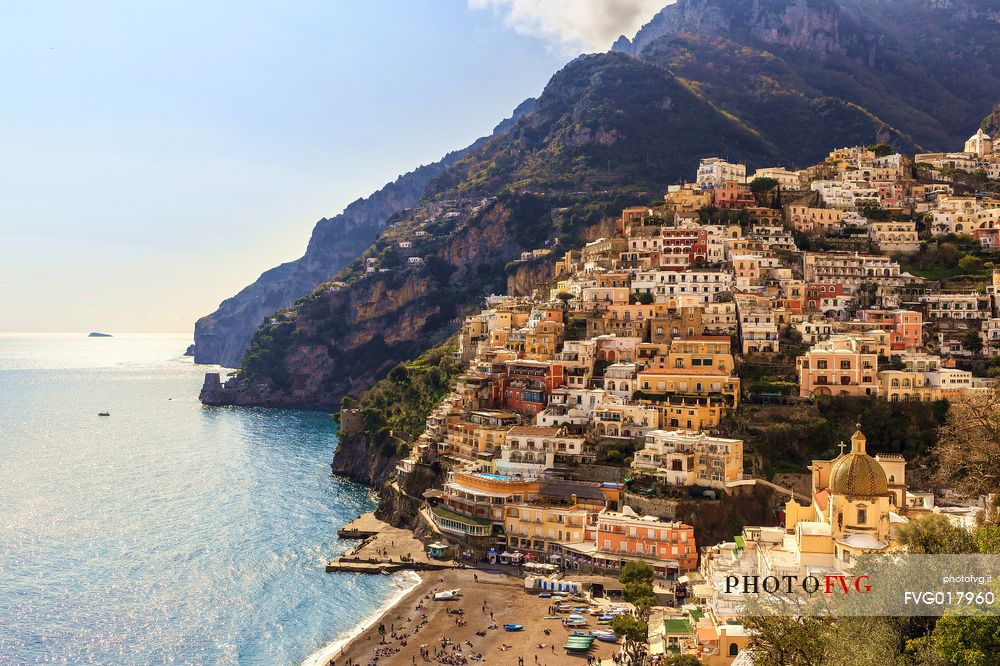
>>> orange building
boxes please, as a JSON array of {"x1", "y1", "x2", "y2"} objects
[
  {"x1": 859, "y1": 309, "x2": 922, "y2": 351},
  {"x1": 596, "y1": 507, "x2": 697, "y2": 571}
]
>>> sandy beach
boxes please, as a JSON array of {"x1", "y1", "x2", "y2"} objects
[{"x1": 326, "y1": 569, "x2": 623, "y2": 666}]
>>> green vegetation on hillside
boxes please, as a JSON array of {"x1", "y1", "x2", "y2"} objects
[
  {"x1": 721, "y1": 396, "x2": 949, "y2": 478},
  {"x1": 345, "y1": 341, "x2": 462, "y2": 457}
]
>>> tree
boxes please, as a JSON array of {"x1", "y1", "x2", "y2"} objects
[
  {"x1": 750, "y1": 176, "x2": 780, "y2": 194},
  {"x1": 741, "y1": 615, "x2": 830, "y2": 666},
  {"x1": 959, "y1": 254, "x2": 984, "y2": 273},
  {"x1": 867, "y1": 143, "x2": 894, "y2": 157},
  {"x1": 634, "y1": 291, "x2": 654, "y2": 305},
  {"x1": 622, "y1": 581, "x2": 657, "y2": 612},
  {"x1": 610, "y1": 614, "x2": 648, "y2": 665},
  {"x1": 963, "y1": 329, "x2": 984, "y2": 356},
  {"x1": 974, "y1": 523, "x2": 1000, "y2": 554},
  {"x1": 340, "y1": 395, "x2": 357, "y2": 410},
  {"x1": 620, "y1": 561, "x2": 655, "y2": 585},
  {"x1": 933, "y1": 386, "x2": 1000, "y2": 496},
  {"x1": 908, "y1": 615, "x2": 1000, "y2": 666},
  {"x1": 896, "y1": 514, "x2": 977, "y2": 554}
]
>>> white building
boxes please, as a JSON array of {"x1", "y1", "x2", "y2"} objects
[{"x1": 696, "y1": 158, "x2": 746, "y2": 188}]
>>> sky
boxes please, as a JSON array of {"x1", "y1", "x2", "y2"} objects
[{"x1": 0, "y1": 1, "x2": 663, "y2": 334}]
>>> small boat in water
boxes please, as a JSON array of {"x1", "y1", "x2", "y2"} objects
[
  {"x1": 433, "y1": 589, "x2": 461, "y2": 600},
  {"x1": 503, "y1": 624, "x2": 523, "y2": 632},
  {"x1": 98, "y1": 412, "x2": 110, "y2": 416}
]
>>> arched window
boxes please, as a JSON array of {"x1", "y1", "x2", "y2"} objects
[
  {"x1": 857, "y1": 505, "x2": 867, "y2": 525},
  {"x1": 729, "y1": 643, "x2": 739, "y2": 656}
]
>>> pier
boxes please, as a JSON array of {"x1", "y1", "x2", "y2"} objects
[{"x1": 328, "y1": 512, "x2": 456, "y2": 573}]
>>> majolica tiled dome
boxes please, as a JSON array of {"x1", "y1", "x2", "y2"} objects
[{"x1": 829, "y1": 427, "x2": 888, "y2": 496}]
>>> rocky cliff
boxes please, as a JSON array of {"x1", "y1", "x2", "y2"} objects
[
  {"x1": 614, "y1": 0, "x2": 1000, "y2": 154},
  {"x1": 192, "y1": 100, "x2": 537, "y2": 368},
  {"x1": 204, "y1": 188, "x2": 645, "y2": 408},
  {"x1": 201, "y1": 0, "x2": 1000, "y2": 409}
]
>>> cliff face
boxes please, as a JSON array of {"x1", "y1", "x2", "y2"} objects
[
  {"x1": 192, "y1": 101, "x2": 537, "y2": 368},
  {"x1": 192, "y1": 162, "x2": 451, "y2": 367},
  {"x1": 613, "y1": 0, "x2": 1000, "y2": 154},
  {"x1": 983, "y1": 102, "x2": 1000, "y2": 136},
  {"x1": 616, "y1": 0, "x2": 847, "y2": 58},
  {"x1": 202, "y1": 0, "x2": 1000, "y2": 410},
  {"x1": 330, "y1": 433, "x2": 400, "y2": 487}
]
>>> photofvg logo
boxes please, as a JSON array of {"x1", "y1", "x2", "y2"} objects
[
  {"x1": 724, "y1": 574, "x2": 872, "y2": 595},
  {"x1": 722, "y1": 555, "x2": 1000, "y2": 617}
]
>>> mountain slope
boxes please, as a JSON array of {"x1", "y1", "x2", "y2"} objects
[
  {"x1": 200, "y1": 0, "x2": 1000, "y2": 407},
  {"x1": 613, "y1": 0, "x2": 1000, "y2": 158},
  {"x1": 199, "y1": 52, "x2": 773, "y2": 407},
  {"x1": 192, "y1": 100, "x2": 536, "y2": 367}
]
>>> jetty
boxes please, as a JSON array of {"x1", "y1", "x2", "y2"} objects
[
  {"x1": 336, "y1": 512, "x2": 384, "y2": 538},
  {"x1": 327, "y1": 512, "x2": 455, "y2": 573}
]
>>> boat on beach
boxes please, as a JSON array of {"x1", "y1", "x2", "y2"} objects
[
  {"x1": 563, "y1": 632, "x2": 595, "y2": 652},
  {"x1": 432, "y1": 589, "x2": 460, "y2": 600},
  {"x1": 503, "y1": 624, "x2": 523, "y2": 632}
]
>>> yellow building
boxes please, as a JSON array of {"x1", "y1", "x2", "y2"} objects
[
  {"x1": 440, "y1": 410, "x2": 519, "y2": 461},
  {"x1": 876, "y1": 369, "x2": 941, "y2": 402},
  {"x1": 503, "y1": 503, "x2": 591, "y2": 553},
  {"x1": 434, "y1": 471, "x2": 541, "y2": 536},
  {"x1": 524, "y1": 320, "x2": 564, "y2": 360},
  {"x1": 635, "y1": 395, "x2": 729, "y2": 431},
  {"x1": 784, "y1": 427, "x2": 906, "y2": 567},
  {"x1": 664, "y1": 185, "x2": 713, "y2": 213}
]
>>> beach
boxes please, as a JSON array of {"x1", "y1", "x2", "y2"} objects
[{"x1": 324, "y1": 569, "x2": 623, "y2": 665}]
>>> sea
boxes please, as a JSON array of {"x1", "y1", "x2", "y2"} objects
[{"x1": 0, "y1": 333, "x2": 413, "y2": 665}]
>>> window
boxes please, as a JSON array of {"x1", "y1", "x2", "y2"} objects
[{"x1": 857, "y1": 505, "x2": 867, "y2": 525}]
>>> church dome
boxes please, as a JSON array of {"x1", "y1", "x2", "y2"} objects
[{"x1": 829, "y1": 427, "x2": 888, "y2": 497}]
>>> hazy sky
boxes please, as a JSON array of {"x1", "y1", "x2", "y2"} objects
[{"x1": 0, "y1": 1, "x2": 662, "y2": 334}]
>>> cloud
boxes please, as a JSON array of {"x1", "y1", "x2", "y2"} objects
[{"x1": 469, "y1": 0, "x2": 665, "y2": 54}]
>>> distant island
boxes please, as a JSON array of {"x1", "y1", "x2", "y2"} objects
[{"x1": 88, "y1": 332, "x2": 113, "y2": 338}]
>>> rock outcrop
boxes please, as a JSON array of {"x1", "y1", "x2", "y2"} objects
[{"x1": 192, "y1": 100, "x2": 537, "y2": 368}]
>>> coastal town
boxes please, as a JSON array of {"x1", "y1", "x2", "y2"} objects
[{"x1": 329, "y1": 129, "x2": 1000, "y2": 665}]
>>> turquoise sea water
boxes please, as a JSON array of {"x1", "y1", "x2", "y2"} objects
[{"x1": 0, "y1": 334, "x2": 399, "y2": 665}]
